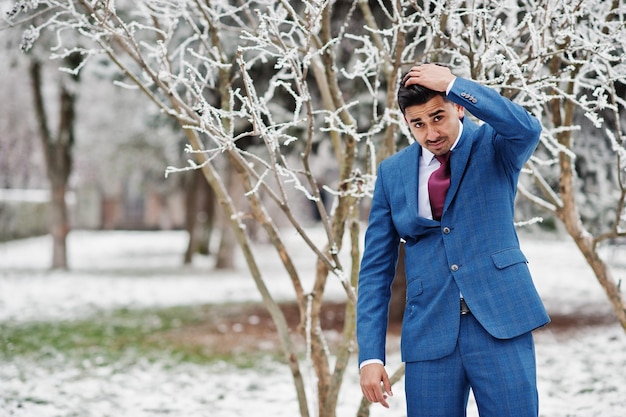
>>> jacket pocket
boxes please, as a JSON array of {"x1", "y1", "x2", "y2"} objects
[
  {"x1": 491, "y1": 247, "x2": 528, "y2": 269},
  {"x1": 406, "y1": 278, "x2": 423, "y2": 299}
]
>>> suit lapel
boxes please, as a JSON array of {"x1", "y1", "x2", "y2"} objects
[
  {"x1": 399, "y1": 143, "x2": 420, "y2": 220},
  {"x1": 443, "y1": 117, "x2": 478, "y2": 216},
  {"x1": 398, "y1": 143, "x2": 440, "y2": 231}
]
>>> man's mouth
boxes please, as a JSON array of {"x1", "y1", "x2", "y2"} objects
[{"x1": 428, "y1": 138, "x2": 447, "y2": 147}]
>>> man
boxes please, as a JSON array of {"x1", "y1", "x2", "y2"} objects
[{"x1": 356, "y1": 64, "x2": 550, "y2": 416}]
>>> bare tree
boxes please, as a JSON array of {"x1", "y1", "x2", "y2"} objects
[
  {"x1": 8, "y1": 1, "x2": 625, "y2": 416},
  {"x1": 531, "y1": 0, "x2": 626, "y2": 327},
  {"x1": 440, "y1": 0, "x2": 626, "y2": 328},
  {"x1": 183, "y1": 168, "x2": 215, "y2": 264},
  {"x1": 29, "y1": 51, "x2": 83, "y2": 269},
  {"x1": 2, "y1": 7, "x2": 83, "y2": 267}
]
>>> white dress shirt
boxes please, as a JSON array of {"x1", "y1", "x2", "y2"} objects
[{"x1": 418, "y1": 122, "x2": 463, "y2": 219}]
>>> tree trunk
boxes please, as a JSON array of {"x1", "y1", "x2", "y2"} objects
[
  {"x1": 183, "y1": 170, "x2": 200, "y2": 264},
  {"x1": 29, "y1": 54, "x2": 81, "y2": 270},
  {"x1": 49, "y1": 181, "x2": 69, "y2": 269},
  {"x1": 555, "y1": 116, "x2": 626, "y2": 330},
  {"x1": 549, "y1": 58, "x2": 626, "y2": 331},
  {"x1": 215, "y1": 163, "x2": 238, "y2": 269}
]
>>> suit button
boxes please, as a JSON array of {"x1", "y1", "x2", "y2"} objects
[
  {"x1": 451, "y1": 264, "x2": 459, "y2": 272},
  {"x1": 443, "y1": 227, "x2": 451, "y2": 234}
]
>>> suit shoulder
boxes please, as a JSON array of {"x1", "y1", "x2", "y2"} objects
[{"x1": 379, "y1": 143, "x2": 418, "y2": 168}]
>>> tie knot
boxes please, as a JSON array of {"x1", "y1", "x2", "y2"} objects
[{"x1": 435, "y1": 152, "x2": 451, "y2": 164}]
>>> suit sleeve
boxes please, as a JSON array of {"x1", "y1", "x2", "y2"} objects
[
  {"x1": 448, "y1": 78, "x2": 542, "y2": 172},
  {"x1": 356, "y1": 162, "x2": 401, "y2": 365}
]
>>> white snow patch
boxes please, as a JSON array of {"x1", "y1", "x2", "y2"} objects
[{"x1": 0, "y1": 230, "x2": 625, "y2": 416}]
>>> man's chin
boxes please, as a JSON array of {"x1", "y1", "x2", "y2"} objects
[{"x1": 428, "y1": 142, "x2": 450, "y2": 154}]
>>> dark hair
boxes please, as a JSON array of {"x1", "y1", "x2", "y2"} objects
[{"x1": 397, "y1": 72, "x2": 446, "y2": 115}]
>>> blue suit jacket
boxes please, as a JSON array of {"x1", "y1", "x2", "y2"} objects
[{"x1": 356, "y1": 78, "x2": 550, "y2": 364}]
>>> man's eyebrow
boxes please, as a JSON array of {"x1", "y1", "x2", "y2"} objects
[{"x1": 409, "y1": 109, "x2": 445, "y2": 124}]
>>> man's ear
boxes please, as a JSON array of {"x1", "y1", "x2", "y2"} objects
[{"x1": 455, "y1": 104, "x2": 465, "y2": 119}]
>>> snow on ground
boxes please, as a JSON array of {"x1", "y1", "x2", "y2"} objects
[
  {"x1": 0, "y1": 230, "x2": 625, "y2": 417},
  {"x1": 0, "y1": 229, "x2": 348, "y2": 323}
]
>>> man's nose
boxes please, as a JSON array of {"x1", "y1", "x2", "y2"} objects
[{"x1": 426, "y1": 126, "x2": 439, "y2": 140}]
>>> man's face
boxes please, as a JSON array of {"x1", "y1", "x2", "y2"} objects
[{"x1": 403, "y1": 95, "x2": 464, "y2": 156}]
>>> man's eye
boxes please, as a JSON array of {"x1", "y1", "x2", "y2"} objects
[{"x1": 414, "y1": 123, "x2": 423, "y2": 128}]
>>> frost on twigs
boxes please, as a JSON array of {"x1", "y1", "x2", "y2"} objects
[
  {"x1": 332, "y1": 170, "x2": 375, "y2": 200},
  {"x1": 164, "y1": 158, "x2": 202, "y2": 178},
  {"x1": 515, "y1": 217, "x2": 544, "y2": 228},
  {"x1": 5, "y1": 0, "x2": 40, "y2": 21},
  {"x1": 275, "y1": 164, "x2": 317, "y2": 202},
  {"x1": 19, "y1": 25, "x2": 40, "y2": 52},
  {"x1": 164, "y1": 145, "x2": 218, "y2": 178}
]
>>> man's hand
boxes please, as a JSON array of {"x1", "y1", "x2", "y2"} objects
[
  {"x1": 360, "y1": 363, "x2": 393, "y2": 408},
  {"x1": 403, "y1": 63, "x2": 456, "y2": 93}
]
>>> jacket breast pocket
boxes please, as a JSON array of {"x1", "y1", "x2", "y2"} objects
[
  {"x1": 406, "y1": 277, "x2": 423, "y2": 300},
  {"x1": 491, "y1": 247, "x2": 528, "y2": 269}
]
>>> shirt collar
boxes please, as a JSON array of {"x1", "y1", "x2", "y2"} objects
[{"x1": 422, "y1": 119, "x2": 464, "y2": 165}]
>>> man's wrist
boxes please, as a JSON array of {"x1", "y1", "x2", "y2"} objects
[
  {"x1": 359, "y1": 359, "x2": 384, "y2": 369},
  {"x1": 446, "y1": 77, "x2": 457, "y2": 95}
]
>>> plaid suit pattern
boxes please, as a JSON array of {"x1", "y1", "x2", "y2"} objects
[{"x1": 356, "y1": 78, "x2": 549, "y2": 416}]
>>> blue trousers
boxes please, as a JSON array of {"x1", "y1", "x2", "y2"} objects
[{"x1": 405, "y1": 313, "x2": 538, "y2": 417}]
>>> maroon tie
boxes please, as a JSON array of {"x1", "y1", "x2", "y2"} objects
[{"x1": 428, "y1": 152, "x2": 451, "y2": 221}]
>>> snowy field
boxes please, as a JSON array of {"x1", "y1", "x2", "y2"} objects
[{"x1": 0, "y1": 229, "x2": 625, "y2": 417}]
